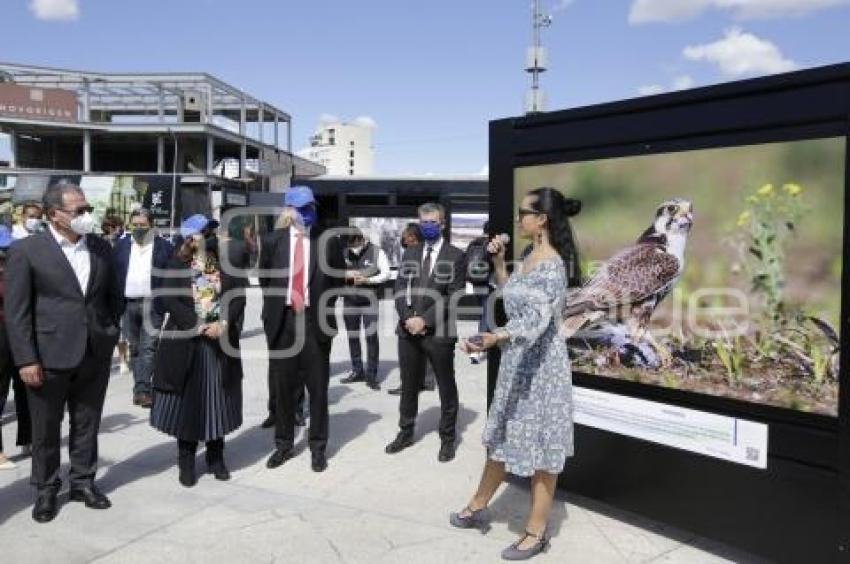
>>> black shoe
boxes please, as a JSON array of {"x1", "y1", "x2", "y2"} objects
[
  {"x1": 133, "y1": 393, "x2": 152, "y2": 408},
  {"x1": 366, "y1": 379, "x2": 380, "y2": 391},
  {"x1": 69, "y1": 485, "x2": 112, "y2": 509},
  {"x1": 178, "y1": 441, "x2": 198, "y2": 488},
  {"x1": 294, "y1": 412, "x2": 306, "y2": 427},
  {"x1": 32, "y1": 489, "x2": 59, "y2": 523},
  {"x1": 261, "y1": 414, "x2": 275, "y2": 429},
  {"x1": 387, "y1": 386, "x2": 403, "y2": 396},
  {"x1": 311, "y1": 452, "x2": 328, "y2": 473},
  {"x1": 341, "y1": 371, "x2": 366, "y2": 384},
  {"x1": 206, "y1": 440, "x2": 230, "y2": 481},
  {"x1": 266, "y1": 448, "x2": 294, "y2": 469},
  {"x1": 385, "y1": 432, "x2": 414, "y2": 455},
  {"x1": 438, "y1": 441, "x2": 456, "y2": 463}
]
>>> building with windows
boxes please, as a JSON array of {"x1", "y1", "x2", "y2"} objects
[
  {"x1": 0, "y1": 61, "x2": 323, "y2": 231},
  {"x1": 298, "y1": 117, "x2": 374, "y2": 176}
]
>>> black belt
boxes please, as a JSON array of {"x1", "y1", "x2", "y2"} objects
[{"x1": 125, "y1": 297, "x2": 147, "y2": 302}]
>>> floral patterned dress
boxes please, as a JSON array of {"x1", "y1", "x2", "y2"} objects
[
  {"x1": 482, "y1": 257, "x2": 574, "y2": 477},
  {"x1": 150, "y1": 253, "x2": 242, "y2": 442}
]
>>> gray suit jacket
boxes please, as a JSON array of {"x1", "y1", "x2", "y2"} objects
[{"x1": 5, "y1": 230, "x2": 122, "y2": 371}]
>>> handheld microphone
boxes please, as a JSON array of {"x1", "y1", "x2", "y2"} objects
[{"x1": 488, "y1": 233, "x2": 510, "y2": 254}]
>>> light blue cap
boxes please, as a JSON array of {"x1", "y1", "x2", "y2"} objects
[
  {"x1": 283, "y1": 185, "x2": 316, "y2": 208},
  {"x1": 180, "y1": 214, "x2": 219, "y2": 238}
]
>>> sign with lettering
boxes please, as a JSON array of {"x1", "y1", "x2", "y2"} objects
[{"x1": 0, "y1": 83, "x2": 78, "y2": 123}]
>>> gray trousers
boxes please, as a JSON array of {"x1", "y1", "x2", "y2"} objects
[{"x1": 123, "y1": 299, "x2": 163, "y2": 395}]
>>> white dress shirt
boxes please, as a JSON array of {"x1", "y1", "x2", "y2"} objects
[
  {"x1": 406, "y1": 237, "x2": 444, "y2": 308},
  {"x1": 124, "y1": 241, "x2": 154, "y2": 298},
  {"x1": 421, "y1": 237, "x2": 443, "y2": 277},
  {"x1": 286, "y1": 226, "x2": 311, "y2": 307},
  {"x1": 49, "y1": 224, "x2": 90, "y2": 296}
]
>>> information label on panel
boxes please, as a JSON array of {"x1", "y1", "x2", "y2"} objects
[{"x1": 574, "y1": 387, "x2": 768, "y2": 469}]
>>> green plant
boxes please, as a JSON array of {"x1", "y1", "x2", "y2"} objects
[
  {"x1": 736, "y1": 183, "x2": 808, "y2": 334},
  {"x1": 713, "y1": 327, "x2": 745, "y2": 386}
]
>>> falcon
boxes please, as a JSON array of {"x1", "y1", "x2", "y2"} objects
[{"x1": 561, "y1": 198, "x2": 694, "y2": 366}]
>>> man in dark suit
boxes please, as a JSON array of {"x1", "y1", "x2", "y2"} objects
[
  {"x1": 5, "y1": 181, "x2": 122, "y2": 523},
  {"x1": 385, "y1": 202, "x2": 466, "y2": 462},
  {"x1": 113, "y1": 207, "x2": 174, "y2": 408},
  {"x1": 259, "y1": 186, "x2": 345, "y2": 473}
]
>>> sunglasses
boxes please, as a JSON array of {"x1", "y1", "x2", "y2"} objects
[
  {"x1": 516, "y1": 207, "x2": 541, "y2": 220},
  {"x1": 59, "y1": 205, "x2": 94, "y2": 217}
]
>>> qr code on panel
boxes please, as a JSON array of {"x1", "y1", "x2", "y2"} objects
[{"x1": 746, "y1": 447, "x2": 760, "y2": 461}]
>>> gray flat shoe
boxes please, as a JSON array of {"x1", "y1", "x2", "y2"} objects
[
  {"x1": 449, "y1": 505, "x2": 491, "y2": 533},
  {"x1": 501, "y1": 529, "x2": 550, "y2": 561}
]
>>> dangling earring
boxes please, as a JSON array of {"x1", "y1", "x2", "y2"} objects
[{"x1": 535, "y1": 231, "x2": 543, "y2": 244}]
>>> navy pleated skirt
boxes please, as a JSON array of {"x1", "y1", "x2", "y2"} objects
[{"x1": 150, "y1": 338, "x2": 242, "y2": 442}]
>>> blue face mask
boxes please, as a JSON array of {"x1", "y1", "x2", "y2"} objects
[
  {"x1": 420, "y1": 221, "x2": 442, "y2": 242},
  {"x1": 298, "y1": 205, "x2": 318, "y2": 228}
]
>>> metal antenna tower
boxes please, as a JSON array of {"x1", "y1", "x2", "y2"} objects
[{"x1": 525, "y1": 0, "x2": 552, "y2": 114}]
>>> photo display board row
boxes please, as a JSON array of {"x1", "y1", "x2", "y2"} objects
[{"x1": 488, "y1": 63, "x2": 850, "y2": 563}]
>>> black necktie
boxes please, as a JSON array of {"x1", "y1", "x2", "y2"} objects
[{"x1": 419, "y1": 245, "x2": 433, "y2": 287}]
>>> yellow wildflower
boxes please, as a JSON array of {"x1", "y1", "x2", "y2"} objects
[
  {"x1": 757, "y1": 184, "x2": 774, "y2": 197},
  {"x1": 783, "y1": 183, "x2": 802, "y2": 196},
  {"x1": 737, "y1": 211, "x2": 751, "y2": 227},
  {"x1": 745, "y1": 195, "x2": 758, "y2": 204}
]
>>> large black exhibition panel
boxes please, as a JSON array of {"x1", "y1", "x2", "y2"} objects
[{"x1": 488, "y1": 63, "x2": 850, "y2": 563}]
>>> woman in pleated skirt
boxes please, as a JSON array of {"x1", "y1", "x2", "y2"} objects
[{"x1": 150, "y1": 214, "x2": 247, "y2": 487}]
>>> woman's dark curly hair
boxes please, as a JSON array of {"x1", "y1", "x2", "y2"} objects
[{"x1": 527, "y1": 187, "x2": 583, "y2": 286}]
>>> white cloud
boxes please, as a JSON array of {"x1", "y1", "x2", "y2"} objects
[
  {"x1": 477, "y1": 165, "x2": 489, "y2": 176},
  {"x1": 352, "y1": 115, "x2": 378, "y2": 129},
  {"x1": 629, "y1": 0, "x2": 850, "y2": 24},
  {"x1": 672, "y1": 74, "x2": 694, "y2": 89},
  {"x1": 29, "y1": 0, "x2": 79, "y2": 21},
  {"x1": 552, "y1": 0, "x2": 575, "y2": 13},
  {"x1": 637, "y1": 74, "x2": 694, "y2": 96},
  {"x1": 318, "y1": 113, "x2": 340, "y2": 125},
  {"x1": 683, "y1": 28, "x2": 797, "y2": 77},
  {"x1": 638, "y1": 84, "x2": 667, "y2": 96}
]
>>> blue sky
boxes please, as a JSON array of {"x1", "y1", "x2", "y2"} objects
[{"x1": 2, "y1": 0, "x2": 850, "y2": 175}]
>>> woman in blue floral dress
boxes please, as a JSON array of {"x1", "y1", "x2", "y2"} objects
[
  {"x1": 453, "y1": 188, "x2": 582, "y2": 561},
  {"x1": 150, "y1": 215, "x2": 247, "y2": 488}
]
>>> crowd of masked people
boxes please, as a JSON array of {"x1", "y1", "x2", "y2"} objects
[{"x1": 0, "y1": 180, "x2": 580, "y2": 561}]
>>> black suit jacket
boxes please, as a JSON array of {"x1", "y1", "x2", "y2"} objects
[
  {"x1": 258, "y1": 227, "x2": 345, "y2": 344},
  {"x1": 394, "y1": 241, "x2": 466, "y2": 343},
  {"x1": 5, "y1": 230, "x2": 123, "y2": 371},
  {"x1": 152, "y1": 241, "x2": 248, "y2": 394}
]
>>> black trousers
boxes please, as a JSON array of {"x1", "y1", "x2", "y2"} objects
[
  {"x1": 342, "y1": 295, "x2": 380, "y2": 380},
  {"x1": 397, "y1": 335, "x2": 458, "y2": 442},
  {"x1": 269, "y1": 310, "x2": 331, "y2": 454},
  {"x1": 26, "y1": 349, "x2": 111, "y2": 490},
  {"x1": 0, "y1": 326, "x2": 32, "y2": 452}
]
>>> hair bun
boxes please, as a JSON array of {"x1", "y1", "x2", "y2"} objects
[{"x1": 563, "y1": 198, "x2": 582, "y2": 217}]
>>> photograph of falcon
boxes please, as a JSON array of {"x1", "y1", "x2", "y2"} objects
[{"x1": 561, "y1": 198, "x2": 695, "y2": 366}]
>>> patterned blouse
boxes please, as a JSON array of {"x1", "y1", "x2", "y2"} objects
[{"x1": 190, "y1": 253, "x2": 221, "y2": 322}]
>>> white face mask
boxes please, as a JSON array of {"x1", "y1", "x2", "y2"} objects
[
  {"x1": 70, "y1": 212, "x2": 96, "y2": 235},
  {"x1": 24, "y1": 218, "x2": 43, "y2": 233}
]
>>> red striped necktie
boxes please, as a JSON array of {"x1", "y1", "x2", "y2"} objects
[{"x1": 291, "y1": 232, "x2": 305, "y2": 312}]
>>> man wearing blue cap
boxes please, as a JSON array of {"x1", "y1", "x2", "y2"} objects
[{"x1": 259, "y1": 185, "x2": 346, "y2": 472}]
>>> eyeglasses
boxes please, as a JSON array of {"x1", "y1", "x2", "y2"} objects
[
  {"x1": 516, "y1": 207, "x2": 540, "y2": 220},
  {"x1": 59, "y1": 205, "x2": 94, "y2": 217}
]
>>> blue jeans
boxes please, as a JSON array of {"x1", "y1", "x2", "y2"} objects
[{"x1": 123, "y1": 299, "x2": 163, "y2": 396}]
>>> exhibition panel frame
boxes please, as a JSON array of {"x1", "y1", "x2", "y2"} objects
[{"x1": 488, "y1": 63, "x2": 850, "y2": 563}]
